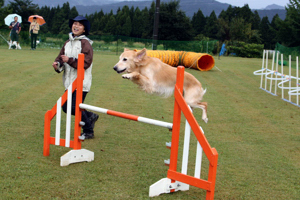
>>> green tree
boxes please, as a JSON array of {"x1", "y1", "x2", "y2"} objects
[
  {"x1": 230, "y1": 18, "x2": 255, "y2": 42},
  {"x1": 0, "y1": 0, "x2": 13, "y2": 28},
  {"x1": 50, "y1": 5, "x2": 61, "y2": 34},
  {"x1": 104, "y1": 15, "x2": 117, "y2": 35},
  {"x1": 58, "y1": 2, "x2": 71, "y2": 34},
  {"x1": 8, "y1": 0, "x2": 38, "y2": 19},
  {"x1": 218, "y1": 5, "x2": 235, "y2": 22},
  {"x1": 38, "y1": 6, "x2": 56, "y2": 33},
  {"x1": 144, "y1": 2, "x2": 155, "y2": 39},
  {"x1": 122, "y1": 16, "x2": 132, "y2": 36},
  {"x1": 50, "y1": 2, "x2": 75, "y2": 34},
  {"x1": 131, "y1": 7, "x2": 144, "y2": 38},
  {"x1": 69, "y1": 6, "x2": 79, "y2": 20},
  {"x1": 269, "y1": 14, "x2": 281, "y2": 46},
  {"x1": 8, "y1": 0, "x2": 38, "y2": 31},
  {"x1": 191, "y1": 9, "x2": 206, "y2": 35},
  {"x1": 236, "y1": 4, "x2": 253, "y2": 23},
  {"x1": 99, "y1": 14, "x2": 109, "y2": 32},
  {"x1": 259, "y1": 16, "x2": 273, "y2": 48},
  {"x1": 37, "y1": 6, "x2": 50, "y2": 33},
  {"x1": 278, "y1": 0, "x2": 300, "y2": 46},
  {"x1": 217, "y1": 18, "x2": 230, "y2": 41},
  {"x1": 204, "y1": 11, "x2": 218, "y2": 39},
  {"x1": 250, "y1": 10, "x2": 261, "y2": 30},
  {"x1": 158, "y1": 0, "x2": 194, "y2": 41}
]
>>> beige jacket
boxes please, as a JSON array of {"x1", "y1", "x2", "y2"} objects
[
  {"x1": 29, "y1": 21, "x2": 40, "y2": 34},
  {"x1": 54, "y1": 33, "x2": 93, "y2": 92}
]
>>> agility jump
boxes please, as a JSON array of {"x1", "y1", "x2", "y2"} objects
[
  {"x1": 253, "y1": 50, "x2": 300, "y2": 107},
  {"x1": 43, "y1": 53, "x2": 218, "y2": 199}
]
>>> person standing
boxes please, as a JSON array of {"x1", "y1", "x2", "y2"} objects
[
  {"x1": 9, "y1": 16, "x2": 21, "y2": 49},
  {"x1": 52, "y1": 16, "x2": 99, "y2": 139},
  {"x1": 29, "y1": 17, "x2": 40, "y2": 50}
]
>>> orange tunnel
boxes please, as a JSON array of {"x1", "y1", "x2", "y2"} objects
[{"x1": 145, "y1": 50, "x2": 215, "y2": 71}]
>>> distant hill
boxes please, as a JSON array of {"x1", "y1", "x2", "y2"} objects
[
  {"x1": 31, "y1": 0, "x2": 286, "y2": 20},
  {"x1": 254, "y1": 9, "x2": 286, "y2": 21},
  {"x1": 76, "y1": 0, "x2": 231, "y2": 17},
  {"x1": 264, "y1": 4, "x2": 285, "y2": 10}
]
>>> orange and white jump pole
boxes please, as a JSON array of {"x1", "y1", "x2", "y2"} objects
[{"x1": 79, "y1": 104, "x2": 173, "y2": 129}]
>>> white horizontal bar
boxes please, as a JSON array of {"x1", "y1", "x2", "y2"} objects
[
  {"x1": 79, "y1": 104, "x2": 108, "y2": 114},
  {"x1": 138, "y1": 116, "x2": 173, "y2": 129}
]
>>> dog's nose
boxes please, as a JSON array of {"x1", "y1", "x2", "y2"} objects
[{"x1": 113, "y1": 66, "x2": 118, "y2": 71}]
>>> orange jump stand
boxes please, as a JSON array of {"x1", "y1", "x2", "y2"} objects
[{"x1": 43, "y1": 53, "x2": 94, "y2": 166}]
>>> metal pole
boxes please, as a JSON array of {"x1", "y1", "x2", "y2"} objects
[{"x1": 152, "y1": 0, "x2": 160, "y2": 50}]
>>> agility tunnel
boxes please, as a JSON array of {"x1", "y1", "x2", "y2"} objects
[{"x1": 145, "y1": 50, "x2": 215, "y2": 71}]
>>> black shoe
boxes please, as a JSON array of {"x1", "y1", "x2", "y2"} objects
[
  {"x1": 81, "y1": 132, "x2": 94, "y2": 139},
  {"x1": 90, "y1": 113, "x2": 99, "y2": 129}
]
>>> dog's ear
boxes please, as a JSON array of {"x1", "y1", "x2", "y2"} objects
[
  {"x1": 134, "y1": 48, "x2": 147, "y2": 63},
  {"x1": 124, "y1": 48, "x2": 130, "y2": 52}
]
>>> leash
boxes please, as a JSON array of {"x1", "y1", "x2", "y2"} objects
[{"x1": 0, "y1": 33, "x2": 9, "y2": 45}]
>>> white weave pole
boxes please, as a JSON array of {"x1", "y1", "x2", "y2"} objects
[
  {"x1": 274, "y1": 52, "x2": 279, "y2": 95},
  {"x1": 289, "y1": 55, "x2": 292, "y2": 102},
  {"x1": 269, "y1": 51, "x2": 275, "y2": 93},
  {"x1": 260, "y1": 50, "x2": 266, "y2": 88},
  {"x1": 297, "y1": 56, "x2": 299, "y2": 105},
  {"x1": 281, "y1": 54, "x2": 284, "y2": 99},
  {"x1": 264, "y1": 50, "x2": 269, "y2": 90}
]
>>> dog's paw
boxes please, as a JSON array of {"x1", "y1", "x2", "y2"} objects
[
  {"x1": 122, "y1": 74, "x2": 132, "y2": 79},
  {"x1": 203, "y1": 118, "x2": 208, "y2": 123}
]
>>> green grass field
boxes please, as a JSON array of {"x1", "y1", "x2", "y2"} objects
[{"x1": 0, "y1": 46, "x2": 299, "y2": 200}]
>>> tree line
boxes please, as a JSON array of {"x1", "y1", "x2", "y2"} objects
[{"x1": 1, "y1": 0, "x2": 300, "y2": 49}]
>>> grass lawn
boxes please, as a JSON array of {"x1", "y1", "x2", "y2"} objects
[{"x1": 0, "y1": 46, "x2": 299, "y2": 199}]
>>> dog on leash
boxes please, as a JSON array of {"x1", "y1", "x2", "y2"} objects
[{"x1": 113, "y1": 48, "x2": 208, "y2": 123}]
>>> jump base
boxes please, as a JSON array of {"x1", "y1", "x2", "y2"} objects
[
  {"x1": 149, "y1": 178, "x2": 189, "y2": 197},
  {"x1": 60, "y1": 149, "x2": 94, "y2": 166}
]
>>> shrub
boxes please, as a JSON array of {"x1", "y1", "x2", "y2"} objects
[{"x1": 228, "y1": 41, "x2": 263, "y2": 58}]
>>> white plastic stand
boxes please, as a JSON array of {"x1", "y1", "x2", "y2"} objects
[
  {"x1": 60, "y1": 149, "x2": 94, "y2": 166},
  {"x1": 149, "y1": 178, "x2": 189, "y2": 197}
]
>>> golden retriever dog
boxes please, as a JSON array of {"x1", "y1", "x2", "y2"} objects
[{"x1": 113, "y1": 48, "x2": 208, "y2": 123}]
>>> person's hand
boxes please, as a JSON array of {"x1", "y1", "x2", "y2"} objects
[
  {"x1": 52, "y1": 62, "x2": 58, "y2": 70},
  {"x1": 61, "y1": 55, "x2": 69, "y2": 63}
]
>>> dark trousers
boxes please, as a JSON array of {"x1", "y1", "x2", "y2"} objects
[
  {"x1": 31, "y1": 33, "x2": 37, "y2": 49},
  {"x1": 62, "y1": 90, "x2": 94, "y2": 134},
  {"x1": 11, "y1": 30, "x2": 18, "y2": 42}
]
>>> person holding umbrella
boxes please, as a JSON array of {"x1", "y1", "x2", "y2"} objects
[
  {"x1": 29, "y1": 16, "x2": 40, "y2": 50},
  {"x1": 9, "y1": 16, "x2": 21, "y2": 49}
]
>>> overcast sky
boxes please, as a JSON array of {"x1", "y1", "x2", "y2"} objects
[{"x1": 216, "y1": 0, "x2": 289, "y2": 9}]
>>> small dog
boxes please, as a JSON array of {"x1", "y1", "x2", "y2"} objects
[{"x1": 113, "y1": 48, "x2": 208, "y2": 123}]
